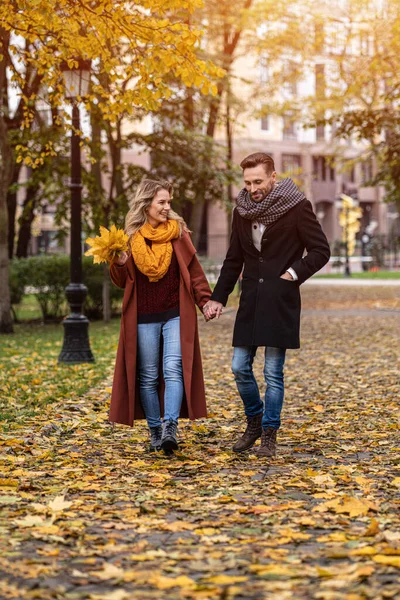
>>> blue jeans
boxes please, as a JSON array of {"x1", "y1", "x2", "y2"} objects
[
  {"x1": 232, "y1": 346, "x2": 286, "y2": 430},
  {"x1": 137, "y1": 316, "x2": 183, "y2": 429}
]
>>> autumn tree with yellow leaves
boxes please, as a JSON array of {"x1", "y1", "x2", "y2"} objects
[
  {"x1": 0, "y1": 0, "x2": 224, "y2": 333},
  {"x1": 339, "y1": 194, "x2": 363, "y2": 258}
]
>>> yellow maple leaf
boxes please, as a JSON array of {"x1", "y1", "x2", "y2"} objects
[
  {"x1": 363, "y1": 518, "x2": 380, "y2": 537},
  {"x1": 206, "y1": 575, "x2": 249, "y2": 584},
  {"x1": 14, "y1": 515, "x2": 47, "y2": 527},
  {"x1": 148, "y1": 575, "x2": 196, "y2": 589},
  {"x1": 0, "y1": 478, "x2": 19, "y2": 488},
  {"x1": 350, "y1": 546, "x2": 377, "y2": 556},
  {"x1": 373, "y1": 555, "x2": 400, "y2": 568},
  {"x1": 85, "y1": 225, "x2": 129, "y2": 264},
  {"x1": 89, "y1": 563, "x2": 125, "y2": 580},
  {"x1": 48, "y1": 495, "x2": 73, "y2": 512},
  {"x1": 313, "y1": 495, "x2": 377, "y2": 517}
]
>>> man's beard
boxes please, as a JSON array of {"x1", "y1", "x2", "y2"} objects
[{"x1": 251, "y1": 182, "x2": 274, "y2": 201}]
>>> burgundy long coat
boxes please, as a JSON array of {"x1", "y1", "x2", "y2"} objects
[{"x1": 108, "y1": 231, "x2": 212, "y2": 427}]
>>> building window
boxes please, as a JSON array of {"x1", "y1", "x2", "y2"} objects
[
  {"x1": 316, "y1": 124, "x2": 325, "y2": 141},
  {"x1": 313, "y1": 156, "x2": 334, "y2": 181},
  {"x1": 259, "y1": 56, "x2": 268, "y2": 84},
  {"x1": 282, "y1": 114, "x2": 296, "y2": 140},
  {"x1": 315, "y1": 64, "x2": 325, "y2": 96},
  {"x1": 315, "y1": 64, "x2": 325, "y2": 140},
  {"x1": 283, "y1": 61, "x2": 297, "y2": 96},
  {"x1": 313, "y1": 156, "x2": 319, "y2": 178},
  {"x1": 314, "y1": 19, "x2": 324, "y2": 53},
  {"x1": 359, "y1": 31, "x2": 372, "y2": 55},
  {"x1": 260, "y1": 107, "x2": 269, "y2": 131},
  {"x1": 282, "y1": 154, "x2": 301, "y2": 176},
  {"x1": 361, "y1": 159, "x2": 373, "y2": 183},
  {"x1": 321, "y1": 156, "x2": 326, "y2": 181},
  {"x1": 261, "y1": 115, "x2": 269, "y2": 131}
]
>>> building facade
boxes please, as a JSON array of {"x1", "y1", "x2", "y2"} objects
[{"x1": 205, "y1": 45, "x2": 392, "y2": 261}]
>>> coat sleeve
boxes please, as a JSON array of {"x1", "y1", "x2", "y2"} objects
[
  {"x1": 290, "y1": 200, "x2": 331, "y2": 284},
  {"x1": 211, "y1": 208, "x2": 244, "y2": 305},
  {"x1": 188, "y1": 254, "x2": 212, "y2": 310},
  {"x1": 109, "y1": 261, "x2": 128, "y2": 289}
]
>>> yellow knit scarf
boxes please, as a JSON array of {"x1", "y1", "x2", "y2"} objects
[{"x1": 131, "y1": 219, "x2": 180, "y2": 282}]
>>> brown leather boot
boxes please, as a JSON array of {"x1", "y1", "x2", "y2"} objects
[
  {"x1": 254, "y1": 426, "x2": 277, "y2": 457},
  {"x1": 232, "y1": 413, "x2": 263, "y2": 452}
]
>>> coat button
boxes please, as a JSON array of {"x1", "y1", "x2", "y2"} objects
[
  {"x1": 259, "y1": 257, "x2": 263, "y2": 262},
  {"x1": 259, "y1": 278, "x2": 264, "y2": 283}
]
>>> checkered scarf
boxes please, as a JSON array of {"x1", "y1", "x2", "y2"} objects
[{"x1": 236, "y1": 178, "x2": 305, "y2": 226}]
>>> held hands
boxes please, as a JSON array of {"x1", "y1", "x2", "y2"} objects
[
  {"x1": 115, "y1": 251, "x2": 129, "y2": 266},
  {"x1": 203, "y1": 300, "x2": 223, "y2": 322}
]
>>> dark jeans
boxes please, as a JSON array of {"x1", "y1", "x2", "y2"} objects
[{"x1": 232, "y1": 346, "x2": 286, "y2": 430}]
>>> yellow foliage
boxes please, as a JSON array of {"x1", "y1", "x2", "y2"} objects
[
  {"x1": 0, "y1": 0, "x2": 224, "y2": 137},
  {"x1": 85, "y1": 225, "x2": 129, "y2": 265},
  {"x1": 339, "y1": 194, "x2": 363, "y2": 256}
]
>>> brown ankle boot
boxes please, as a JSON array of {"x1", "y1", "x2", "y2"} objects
[
  {"x1": 232, "y1": 413, "x2": 263, "y2": 453},
  {"x1": 254, "y1": 426, "x2": 277, "y2": 457}
]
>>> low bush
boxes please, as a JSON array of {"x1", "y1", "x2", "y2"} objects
[{"x1": 10, "y1": 255, "x2": 123, "y2": 321}]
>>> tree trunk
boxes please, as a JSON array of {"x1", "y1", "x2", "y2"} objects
[
  {"x1": 103, "y1": 119, "x2": 124, "y2": 322},
  {"x1": 189, "y1": 192, "x2": 206, "y2": 249},
  {"x1": 0, "y1": 28, "x2": 13, "y2": 331},
  {"x1": 7, "y1": 189, "x2": 17, "y2": 259},
  {"x1": 90, "y1": 106, "x2": 112, "y2": 323},
  {"x1": 0, "y1": 122, "x2": 14, "y2": 333},
  {"x1": 226, "y1": 77, "x2": 234, "y2": 229},
  {"x1": 7, "y1": 162, "x2": 22, "y2": 259},
  {"x1": 16, "y1": 175, "x2": 39, "y2": 258}
]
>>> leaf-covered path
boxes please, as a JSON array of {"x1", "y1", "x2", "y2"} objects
[{"x1": 1, "y1": 287, "x2": 399, "y2": 600}]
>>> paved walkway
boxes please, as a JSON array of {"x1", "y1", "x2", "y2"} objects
[
  {"x1": 307, "y1": 278, "x2": 400, "y2": 286},
  {"x1": 1, "y1": 308, "x2": 399, "y2": 600}
]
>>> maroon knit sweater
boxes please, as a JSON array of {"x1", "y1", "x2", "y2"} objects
[{"x1": 135, "y1": 248, "x2": 180, "y2": 323}]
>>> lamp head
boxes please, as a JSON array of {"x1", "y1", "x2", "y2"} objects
[{"x1": 60, "y1": 58, "x2": 91, "y2": 100}]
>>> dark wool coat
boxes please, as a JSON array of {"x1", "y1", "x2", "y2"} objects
[
  {"x1": 211, "y1": 199, "x2": 330, "y2": 349},
  {"x1": 109, "y1": 231, "x2": 211, "y2": 427}
]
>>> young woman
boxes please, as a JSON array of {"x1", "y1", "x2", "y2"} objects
[{"x1": 109, "y1": 179, "x2": 212, "y2": 453}]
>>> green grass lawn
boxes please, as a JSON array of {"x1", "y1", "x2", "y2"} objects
[
  {"x1": 314, "y1": 270, "x2": 400, "y2": 279},
  {"x1": 0, "y1": 318, "x2": 121, "y2": 430},
  {"x1": 13, "y1": 293, "x2": 43, "y2": 321}
]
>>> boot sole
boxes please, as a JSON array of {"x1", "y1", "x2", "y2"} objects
[
  {"x1": 232, "y1": 435, "x2": 262, "y2": 453},
  {"x1": 149, "y1": 445, "x2": 161, "y2": 452},
  {"x1": 161, "y1": 438, "x2": 178, "y2": 451},
  {"x1": 232, "y1": 441, "x2": 257, "y2": 453}
]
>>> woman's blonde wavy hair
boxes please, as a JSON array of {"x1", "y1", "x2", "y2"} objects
[{"x1": 125, "y1": 178, "x2": 189, "y2": 241}]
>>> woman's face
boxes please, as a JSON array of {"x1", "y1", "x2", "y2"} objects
[{"x1": 147, "y1": 189, "x2": 171, "y2": 227}]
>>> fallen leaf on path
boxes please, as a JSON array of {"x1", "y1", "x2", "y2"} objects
[{"x1": 313, "y1": 495, "x2": 378, "y2": 517}]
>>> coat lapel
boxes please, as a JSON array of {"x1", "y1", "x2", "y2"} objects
[
  {"x1": 238, "y1": 214, "x2": 259, "y2": 255},
  {"x1": 172, "y1": 234, "x2": 196, "y2": 295}
]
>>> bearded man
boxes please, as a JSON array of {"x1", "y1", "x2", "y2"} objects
[{"x1": 204, "y1": 152, "x2": 330, "y2": 457}]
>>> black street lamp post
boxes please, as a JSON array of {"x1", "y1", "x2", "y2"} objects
[
  {"x1": 343, "y1": 204, "x2": 351, "y2": 277},
  {"x1": 336, "y1": 195, "x2": 352, "y2": 278},
  {"x1": 58, "y1": 59, "x2": 94, "y2": 364}
]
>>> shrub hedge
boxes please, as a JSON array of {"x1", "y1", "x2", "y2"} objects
[{"x1": 10, "y1": 255, "x2": 123, "y2": 321}]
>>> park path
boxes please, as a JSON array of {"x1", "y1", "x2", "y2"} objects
[{"x1": 0, "y1": 299, "x2": 399, "y2": 600}]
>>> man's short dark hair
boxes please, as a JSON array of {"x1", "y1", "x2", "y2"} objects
[{"x1": 240, "y1": 153, "x2": 275, "y2": 175}]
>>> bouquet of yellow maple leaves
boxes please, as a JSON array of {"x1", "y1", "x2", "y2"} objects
[{"x1": 85, "y1": 225, "x2": 129, "y2": 264}]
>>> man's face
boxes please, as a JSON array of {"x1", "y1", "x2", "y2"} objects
[{"x1": 243, "y1": 165, "x2": 277, "y2": 202}]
